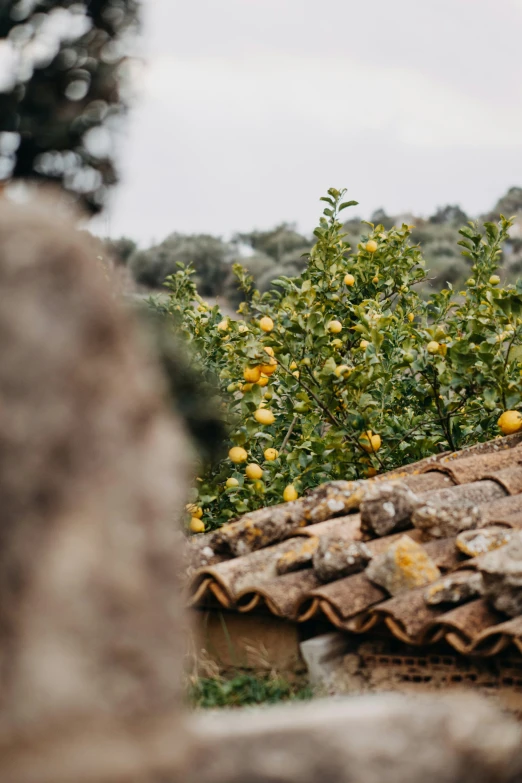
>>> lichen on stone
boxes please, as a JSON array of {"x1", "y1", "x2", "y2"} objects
[
  {"x1": 366, "y1": 535, "x2": 441, "y2": 596},
  {"x1": 456, "y1": 527, "x2": 512, "y2": 557},
  {"x1": 412, "y1": 498, "x2": 482, "y2": 539}
]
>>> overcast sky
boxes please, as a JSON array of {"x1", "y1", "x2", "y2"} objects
[{"x1": 92, "y1": 0, "x2": 522, "y2": 245}]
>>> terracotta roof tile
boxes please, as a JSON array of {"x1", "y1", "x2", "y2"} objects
[{"x1": 188, "y1": 433, "x2": 522, "y2": 656}]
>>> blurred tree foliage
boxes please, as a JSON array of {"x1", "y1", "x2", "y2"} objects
[
  {"x1": 0, "y1": 0, "x2": 138, "y2": 213},
  {"x1": 130, "y1": 233, "x2": 232, "y2": 296},
  {"x1": 119, "y1": 187, "x2": 522, "y2": 303},
  {"x1": 104, "y1": 235, "x2": 136, "y2": 264}
]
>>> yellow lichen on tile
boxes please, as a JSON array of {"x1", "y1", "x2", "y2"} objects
[{"x1": 392, "y1": 537, "x2": 441, "y2": 589}]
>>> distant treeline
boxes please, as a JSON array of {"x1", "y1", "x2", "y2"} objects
[{"x1": 105, "y1": 187, "x2": 522, "y2": 301}]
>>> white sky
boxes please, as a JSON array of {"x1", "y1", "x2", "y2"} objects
[{"x1": 92, "y1": 0, "x2": 522, "y2": 244}]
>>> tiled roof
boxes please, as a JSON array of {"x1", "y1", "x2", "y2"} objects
[{"x1": 187, "y1": 433, "x2": 522, "y2": 657}]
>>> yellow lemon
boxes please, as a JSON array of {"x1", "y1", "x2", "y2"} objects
[
  {"x1": 260, "y1": 360, "x2": 277, "y2": 375},
  {"x1": 186, "y1": 504, "x2": 202, "y2": 519},
  {"x1": 344, "y1": 273, "x2": 355, "y2": 286},
  {"x1": 331, "y1": 338, "x2": 343, "y2": 348},
  {"x1": 366, "y1": 239, "x2": 378, "y2": 253},
  {"x1": 283, "y1": 484, "x2": 298, "y2": 502},
  {"x1": 489, "y1": 275, "x2": 500, "y2": 285},
  {"x1": 245, "y1": 463, "x2": 263, "y2": 480},
  {"x1": 244, "y1": 365, "x2": 262, "y2": 383},
  {"x1": 229, "y1": 446, "x2": 248, "y2": 463},
  {"x1": 427, "y1": 340, "x2": 440, "y2": 355},
  {"x1": 498, "y1": 410, "x2": 522, "y2": 435},
  {"x1": 263, "y1": 346, "x2": 275, "y2": 356},
  {"x1": 335, "y1": 364, "x2": 351, "y2": 378},
  {"x1": 226, "y1": 477, "x2": 239, "y2": 488},
  {"x1": 256, "y1": 375, "x2": 269, "y2": 387},
  {"x1": 254, "y1": 408, "x2": 275, "y2": 425},
  {"x1": 372, "y1": 275, "x2": 379, "y2": 284},
  {"x1": 328, "y1": 319, "x2": 342, "y2": 334},
  {"x1": 189, "y1": 517, "x2": 205, "y2": 534},
  {"x1": 366, "y1": 466, "x2": 378, "y2": 478},
  {"x1": 360, "y1": 339, "x2": 370, "y2": 350},
  {"x1": 289, "y1": 361, "x2": 298, "y2": 370},
  {"x1": 217, "y1": 319, "x2": 229, "y2": 331},
  {"x1": 407, "y1": 313, "x2": 414, "y2": 323},
  {"x1": 360, "y1": 431, "x2": 382, "y2": 453},
  {"x1": 259, "y1": 316, "x2": 274, "y2": 332},
  {"x1": 264, "y1": 448, "x2": 279, "y2": 461},
  {"x1": 241, "y1": 383, "x2": 253, "y2": 392},
  {"x1": 292, "y1": 370, "x2": 300, "y2": 379}
]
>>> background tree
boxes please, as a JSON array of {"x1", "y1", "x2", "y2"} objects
[
  {"x1": 486, "y1": 187, "x2": 522, "y2": 221},
  {"x1": 0, "y1": 0, "x2": 138, "y2": 214},
  {"x1": 105, "y1": 236, "x2": 137, "y2": 264},
  {"x1": 429, "y1": 205, "x2": 469, "y2": 226},
  {"x1": 130, "y1": 233, "x2": 232, "y2": 295},
  {"x1": 234, "y1": 223, "x2": 312, "y2": 264}
]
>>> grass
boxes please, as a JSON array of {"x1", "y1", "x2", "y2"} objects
[{"x1": 188, "y1": 672, "x2": 314, "y2": 709}]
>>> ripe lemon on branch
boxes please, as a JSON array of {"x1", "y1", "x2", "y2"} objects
[
  {"x1": 255, "y1": 408, "x2": 275, "y2": 425},
  {"x1": 360, "y1": 431, "x2": 382, "y2": 453},
  {"x1": 189, "y1": 517, "x2": 205, "y2": 534},
  {"x1": 259, "y1": 316, "x2": 274, "y2": 332},
  {"x1": 498, "y1": 410, "x2": 522, "y2": 435},
  {"x1": 328, "y1": 319, "x2": 343, "y2": 334},
  {"x1": 244, "y1": 365, "x2": 262, "y2": 383},
  {"x1": 245, "y1": 463, "x2": 263, "y2": 480},
  {"x1": 283, "y1": 485, "x2": 298, "y2": 502},
  {"x1": 229, "y1": 446, "x2": 248, "y2": 463}
]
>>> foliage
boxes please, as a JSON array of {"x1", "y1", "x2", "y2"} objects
[
  {"x1": 485, "y1": 187, "x2": 522, "y2": 222},
  {"x1": 152, "y1": 188, "x2": 521, "y2": 532},
  {"x1": 136, "y1": 309, "x2": 228, "y2": 468},
  {"x1": 429, "y1": 205, "x2": 469, "y2": 227},
  {"x1": 105, "y1": 236, "x2": 137, "y2": 265},
  {"x1": 188, "y1": 673, "x2": 313, "y2": 709},
  {"x1": 0, "y1": 0, "x2": 138, "y2": 213},
  {"x1": 130, "y1": 233, "x2": 231, "y2": 294},
  {"x1": 234, "y1": 223, "x2": 312, "y2": 263},
  {"x1": 126, "y1": 188, "x2": 522, "y2": 299}
]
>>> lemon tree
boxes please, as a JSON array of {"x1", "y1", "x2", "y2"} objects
[{"x1": 154, "y1": 188, "x2": 520, "y2": 531}]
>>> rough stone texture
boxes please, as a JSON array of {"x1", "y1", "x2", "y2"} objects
[
  {"x1": 366, "y1": 536, "x2": 441, "y2": 596},
  {"x1": 187, "y1": 693, "x2": 522, "y2": 783},
  {"x1": 277, "y1": 537, "x2": 319, "y2": 575},
  {"x1": 0, "y1": 197, "x2": 192, "y2": 781},
  {"x1": 423, "y1": 480, "x2": 508, "y2": 507},
  {"x1": 412, "y1": 498, "x2": 483, "y2": 539},
  {"x1": 360, "y1": 481, "x2": 421, "y2": 537},
  {"x1": 457, "y1": 527, "x2": 513, "y2": 557},
  {"x1": 479, "y1": 532, "x2": 522, "y2": 617},
  {"x1": 313, "y1": 537, "x2": 372, "y2": 583},
  {"x1": 425, "y1": 572, "x2": 484, "y2": 606},
  {"x1": 211, "y1": 502, "x2": 306, "y2": 556},
  {"x1": 302, "y1": 480, "x2": 367, "y2": 524}
]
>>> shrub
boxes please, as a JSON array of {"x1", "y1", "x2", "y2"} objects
[{"x1": 152, "y1": 189, "x2": 521, "y2": 531}]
